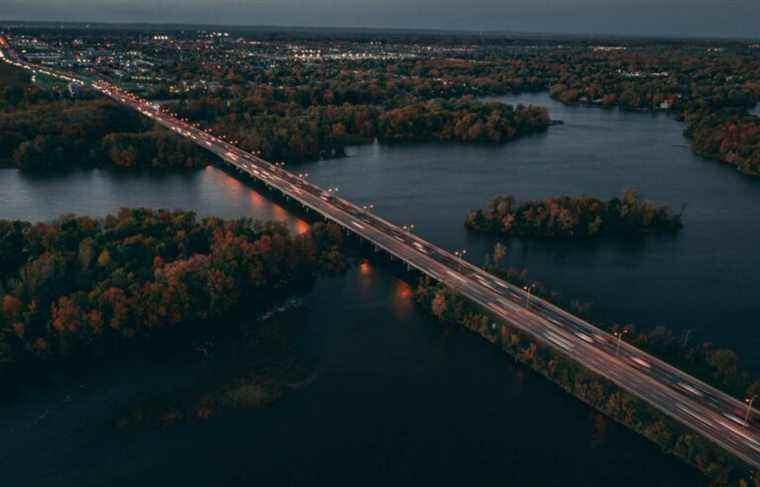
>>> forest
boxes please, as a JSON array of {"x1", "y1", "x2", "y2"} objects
[
  {"x1": 0, "y1": 58, "x2": 551, "y2": 169},
  {"x1": 0, "y1": 98, "x2": 208, "y2": 170},
  {"x1": 167, "y1": 42, "x2": 759, "y2": 176},
  {"x1": 0, "y1": 62, "x2": 208, "y2": 170},
  {"x1": 177, "y1": 95, "x2": 551, "y2": 162},
  {"x1": 544, "y1": 47, "x2": 760, "y2": 177},
  {"x1": 0, "y1": 210, "x2": 346, "y2": 380},
  {"x1": 465, "y1": 190, "x2": 683, "y2": 239},
  {"x1": 376, "y1": 98, "x2": 550, "y2": 143},
  {"x1": 4, "y1": 32, "x2": 760, "y2": 176},
  {"x1": 685, "y1": 107, "x2": 760, "y2": 177}
]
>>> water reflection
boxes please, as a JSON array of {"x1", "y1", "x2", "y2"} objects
[
  {"x1": 248, "y1": 187, "x2": 266, "y2": 207},
  {"x1": 392, "y1": 278, "x2": 415, "y2": 319},
  {"x1": 355, "y1": 259, "x2": 378, "y2": 303},
  {"x1": 359, "y1": 259, "x2": 372, "y2": 276},
  {"x1": 0, "y1": 166, "x2": 307, "y2": 235},
  {"x1": 591, "y1": 414, "x2": 610, "y2": 448},
  {"x1": 294, "y1": 219, "x2": 310, "y2": 235},
  {"x1": 272, "y1": 203, "x2": 288, "y2": 220}
]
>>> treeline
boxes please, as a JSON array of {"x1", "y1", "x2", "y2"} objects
[
  {"x1": 2, "y1": 58, "x2": 551, "y2": 169},
  {"x1": 0, "y1": 60, "x2": 82, "y2": 111},
  {"x1": 0, "y1": 98, "x2": 209, "y2": 170},
  {"x1": 544, "y1": 46, "x2": 760, "y2": 178},
  {"x1": 478, "y1": 252, "x2": 760, "y2": 400},
  {"x1": 214, "y1": 103, "x2": 379, "y2": 164},
  {"x1": 376, "y1": 98, "x2": 550, "y2": 143},
  {"x1": 0, "y1": 99, "x2": 138, "y2": 168},
  {"x1": 465, "y1": 190, "x2": 683, "y2": 238},
  {"x1": 179, "y1": 95, "x2": 550, "y2": 163},
  {"x1": 102, "y1": 131, "x2": 208, "y2": 169},
  {"x1": 173, "y1": 43, "x2": 760, "y2": 177},
  {"x1": 546, "y1": 48, "x2": 759, "y2": 113},
  {"x1": 157, "y1": 57, "x2": 552, "y2": 110},
  {"x1": 0, "y1": 210, "x2": 346, "y2": 377},
  {"x1": 415, "y1": 269, "x2": 759, "y2": 486},
  {"x1": 685, "y1": 108, "x2": 760, "y2": 177},
  {"x1": 0, "y1": 62, "x2": 208, "y2": 170}
]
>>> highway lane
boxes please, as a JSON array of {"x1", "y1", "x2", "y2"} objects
[{"x1": 2, "y1": 36, "x2": 759, "y2": 470}]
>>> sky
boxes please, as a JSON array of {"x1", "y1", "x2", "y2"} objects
[{"x1": 1, "y1": 0, "x2": 758, "y2": 38}]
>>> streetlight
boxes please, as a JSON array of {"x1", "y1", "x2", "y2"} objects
[
  {"x1": 361, "y1": 204, "x2": 374, "y2": 211},
  {"x1": 522, "y1": 283, "x2": 537, "y2": 306},
  {"x1": 614, "y1": 329, "x2": 629, "y2": 356},
  {"x1": 402, "y1": 224, "x2": 415, "y2": 233},
  {"x1": 453, "y1": 249, "x2": 467, "y2": 271},
  {"x1": 746, "y1": 395, "x2": 757, "y2": 425}
]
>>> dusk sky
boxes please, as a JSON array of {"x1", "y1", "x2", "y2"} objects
[{"x1": 1, "y1": 0, "x2": 758, "y2": 38}]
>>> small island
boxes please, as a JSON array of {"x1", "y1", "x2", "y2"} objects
[{"x1": 465, "y1": 190, "x2": 683, "y2": 238}]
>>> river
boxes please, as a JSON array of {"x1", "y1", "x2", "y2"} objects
[
  {"x1": 302, "y1": 92, "x2": 760, "y2": 370},
  {"x1": 3, "y1": 92, "x2": 756, "y2": 485}
]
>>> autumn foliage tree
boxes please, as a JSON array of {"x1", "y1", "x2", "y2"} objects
[
  {"x1": 0, "y1": 209, "x2": 346, "y2": 376},
  {"x1": 465, "y1": 190, "x2": 683, "y2": 239}
]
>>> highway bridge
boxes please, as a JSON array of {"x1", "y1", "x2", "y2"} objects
[{"x1": 2, "y1": 35, "x2": 759, "y2": 470}]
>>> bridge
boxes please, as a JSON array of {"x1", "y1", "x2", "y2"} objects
[{"x1": 2, "y1": 35, "x2": 759, "y2": 470}]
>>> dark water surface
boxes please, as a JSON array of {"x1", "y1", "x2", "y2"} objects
[
  {"x1": 303, "y1": 92, "x2": 760, "y2": 369},
  {"x1": 0, "y1": 268, "x2": 701, "y2": 486},
  {"x1": 3, "y1": 93, "x2": 755, "y2": 485}
]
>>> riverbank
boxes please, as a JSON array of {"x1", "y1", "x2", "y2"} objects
[{"x1": 546, "y1": 90, "x2": 760, "y2": 179}]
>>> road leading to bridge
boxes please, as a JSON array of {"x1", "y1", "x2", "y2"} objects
[{"x1": 2, "y1": 34, "x2": 759, "y2": 470}]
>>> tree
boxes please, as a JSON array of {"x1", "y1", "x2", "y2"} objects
[
  {"x1": 97, "y1": 250, "x2": 111, "y2": 268},
  {"x1": 431, "y1": 291, "x2": 448, "y2": 319},
  {"x1": 13, "y1": 135, "x2": 64, "y2": 171},
  {"x1": 708, "y1": 349, "x2": 739, "y2": 382},
  {"x1": 747, "y1": 381, "x2": 760, "y2": 399},
  {"x1": 492, "y1": 242, "x2": 508, "y2": 266}
]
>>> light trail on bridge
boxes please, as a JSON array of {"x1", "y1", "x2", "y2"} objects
[{"x1": 2, "y1": 34, "x2": 758, "y2": 470}]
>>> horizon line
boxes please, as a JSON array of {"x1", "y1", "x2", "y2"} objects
[{"x1": 1, "y1": 19, "x2": 758, "y2": 42}]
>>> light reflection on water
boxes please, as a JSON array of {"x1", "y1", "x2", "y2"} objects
[{"x1": 0, "y1": 166, "x2": 307, "y2": 234}]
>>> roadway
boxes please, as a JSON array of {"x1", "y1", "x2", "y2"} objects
[{"x1": 2, "y1": 34, "x2": 759, "y2": 470}]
